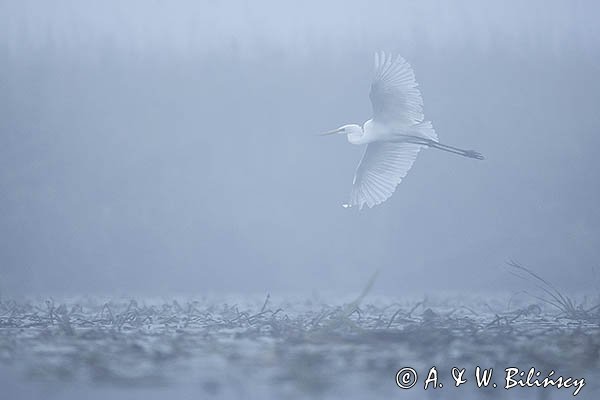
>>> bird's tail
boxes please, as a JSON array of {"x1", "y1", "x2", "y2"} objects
[{"x1": 408, "y1": 120, "x2": 438, "y2": 142}]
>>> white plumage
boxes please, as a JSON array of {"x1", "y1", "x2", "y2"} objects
[
  {"x1": 349, "y1": 141, "x2": 422, "y2": 209},
  {"x1": 370, "y1": 52, "x2": 426, "y2": 128},
  {"x1": 321, "y1": 51, "x2": 483, "y2": 209}
]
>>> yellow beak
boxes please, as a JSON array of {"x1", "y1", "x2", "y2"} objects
[{"x1": 319, "y1": 127, "x2": 345, "y2": 136}]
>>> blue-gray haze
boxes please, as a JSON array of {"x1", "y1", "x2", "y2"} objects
[{"x1": 1, "y1": 0, "x2": 599, "y2": 297}]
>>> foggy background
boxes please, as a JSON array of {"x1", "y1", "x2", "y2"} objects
[{"x1": 1, "y1": 0, "x2": 599, "y2": 297}]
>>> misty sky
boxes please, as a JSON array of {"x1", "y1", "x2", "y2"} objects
[{"x1": 1, "y1": 0, "x2": 599, "y2": 296}]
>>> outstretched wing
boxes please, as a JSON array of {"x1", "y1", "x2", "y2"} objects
[
  {"x1": 347, "y1": 142, "x2": 422, "y2": 209},
  {"x1": 370, "y1": 51, "x2": 424, "y2": 126}
]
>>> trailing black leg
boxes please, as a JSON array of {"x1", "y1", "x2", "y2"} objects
[{"x1": 397, "y1": 135, "x2": 484, "y2": 160}]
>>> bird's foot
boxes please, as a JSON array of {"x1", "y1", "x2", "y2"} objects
[{"x1": 464, "y1": 150, "x2": 485, "y2": 160}]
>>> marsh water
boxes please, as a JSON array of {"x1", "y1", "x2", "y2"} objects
[{"x1": 1, "y1": 293, "x2": 599, "y2": 399}]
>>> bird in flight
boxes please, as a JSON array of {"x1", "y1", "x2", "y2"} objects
[{"x1": 322, "y1": 51, "x2": 483, "y2": 209}]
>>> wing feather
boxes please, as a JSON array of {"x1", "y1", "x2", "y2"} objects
[
  {"x1": 348, "y1": 142, "x2": 422, "y2": 209},
  {"x1": 369, "y1": 51, "x2": 424, "y2": 126}
]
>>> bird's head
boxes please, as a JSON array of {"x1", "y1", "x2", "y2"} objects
[{"x1": 320, "y1": 124, "x2": 363, "y2": 142}]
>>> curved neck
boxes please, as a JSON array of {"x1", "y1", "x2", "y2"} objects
[
  {"x1": 347, "y1": 125, "x2": 368, "y2": 144},
  {"x1": 347, "y1": 123, "x2": 371, "y2": 145}
]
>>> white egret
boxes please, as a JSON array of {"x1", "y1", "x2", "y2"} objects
[{"x1": 322, "y1": 51, "x2": 483, "y2": 209}]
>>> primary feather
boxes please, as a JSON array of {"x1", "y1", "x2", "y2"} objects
[
  {"x1": 349, "y1": 142, "x2": 422, "y2": 209},
  {"x1": 370, "y1": 51, "x2": 424, "y2": 127}
]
